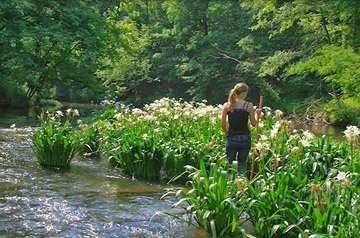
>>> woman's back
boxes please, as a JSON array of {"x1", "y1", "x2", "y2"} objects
[{"x1": 227, "y1": 101, "x2": 250, "y2": 136}]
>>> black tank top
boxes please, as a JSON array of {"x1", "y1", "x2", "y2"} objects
[{"x1": 227, "y1": 101, "x2": 250, "y2": 136}]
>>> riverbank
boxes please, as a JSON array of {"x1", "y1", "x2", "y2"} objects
[
  {"x1": 0, "y1": 102, "x2": 103, "y2": 128},
  {"x1": 0, "y1": 103, "x2": 348, "y2": 142},
  {"x1": 286, "y1": 113, "x2": 345, "y2": 141}
]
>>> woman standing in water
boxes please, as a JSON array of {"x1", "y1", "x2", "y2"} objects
[{"x1": 221, "y1": 83, "x2": 260, "y2": 174}]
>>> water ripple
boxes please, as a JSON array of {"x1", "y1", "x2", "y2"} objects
[{"x1": 0, "y1": 128, "x2": 210, "y2": 238}]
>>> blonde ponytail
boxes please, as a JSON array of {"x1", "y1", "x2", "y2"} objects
[
  {"x1": 227, "y1": 83, "x2": 249, "y2": 113},
  {"x1": 228, "y1": 89, "x2": 236, "y2": 113}
]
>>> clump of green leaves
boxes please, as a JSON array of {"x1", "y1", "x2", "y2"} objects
[
  {"x1": 32, "y1": 109, "x2": 80, "y2": 167},
  {"x1": 153, "y1": 104, "x2": 360, "y2": 237},
  {"x1": 157, "y1": 158, "x2": 251, "y2": 238},
  {"x1": 326, "y1": 99, "x2": 360, "y2": 127},
  {"x1": 108, "y1": 133, "x2": 164, "y2": 180},
  {"x1": 242, "y1": 118, "x2": 360, "y2": 237},
  {"x1": 101, "y1": 98, "x2": 224, "y2": 180},
  {"x1": 78, "y1": 121, "x2": 102, "y2": 158}
]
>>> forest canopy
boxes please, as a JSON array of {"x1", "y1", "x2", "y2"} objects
[{"x1": 1, "y1": 0, "x2": 359, "y2": 125}]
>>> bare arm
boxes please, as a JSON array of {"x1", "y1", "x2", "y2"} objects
[
  {"x1": 248, "y1": 102, "x2": 257, "y2": 127},
  {"x1": 221, "y1": 103, "x2": 229, "y2": 135},
  {"x1": 248, "y1": 102, "x2": 262, "y2": 127}
]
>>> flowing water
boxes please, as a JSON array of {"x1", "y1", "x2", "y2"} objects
[
  {"x1": 0, "y1": 128, "x2": 210, "y2": 237},
  {"x1": 0, "y1": 105, "x2": 345, "y2": 237}
]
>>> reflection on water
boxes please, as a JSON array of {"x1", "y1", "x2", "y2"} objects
[
  {"x1": 295, "y1": 123, "x2": 345, "y2": 141},
  {"x1": 0, "y1": 107, "x2": 39, "y2": 128},
  {"x1": 0, "y1": 129, "x2": 210, "y2": 238}
]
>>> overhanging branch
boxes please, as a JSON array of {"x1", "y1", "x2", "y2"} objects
[{"x1": 211, "y1": 44, "x2": 242, "y2": 64}]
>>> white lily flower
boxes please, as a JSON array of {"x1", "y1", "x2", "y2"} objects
[
  {"x1": 143, "y1": 115, "x2": 156, "y2": 122},
  {"x1": 255, "y1": 142, "x2": 264, "y2": 151},
  {"x1": 303, "y1": 130, "x2": 315, "y2": 140},
  {"x1": 55, "y1": 110, "x2": 63, "y2": 117},
  {"x1": 260, "y1": 134, "x2": 268, "y2": 141},
  {"x1": 210, "y1": 117, "x2": 217, "y2": 125},
  {"x1": 336, "y1": 172, "x2": 347, "y2": 181},
  {"x1": 300, "y1": 139, "x2": 310, "y2": 147},
  {"x1": 114, "y1": 113, "x2": 124, "y2": 121},
  {"x1": 72, "y1": 109, "x2": 80, "y2": 117},
  {"x1": 274, "y1": 121, "x2": 281, "y2": 129},
  {"x1": 263, "y1": 106, "x2": 272, "y2": 116},
  {"x1": 159, "y1": 108, "x2": 170, "y2": 115},
  {"x1": 274, "y1": 109, "x2": 283, "y2": 118},
  {"x1": 132, "y1": 108, "x2": 144, "y2": 116},
  {"x1": 270, "y1": 127, "x2": 279, "y2": 138},
  {"x1": 291, "y1": 146, "x2": 299, "y2": 154},
  {"x1": 344, "y1": 125, "x2": 360, "y2": 143}
]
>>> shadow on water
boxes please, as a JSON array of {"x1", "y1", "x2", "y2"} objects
[
  {"x1": 0, "y1": 128, "x2": 211, "y2": 238},
  {"x1": 0, "y1": 107, "x2": 39, "y2": 128}
]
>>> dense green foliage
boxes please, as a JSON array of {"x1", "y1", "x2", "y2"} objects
[
  {"x1": 98, "y1": 98, "x2": 223, "y2": 180},
  {"x1": 2, "y1": 0, "x2": 359, "y2": 124},
  {"x1": 242, "y1": 116, "x2": 360, "y2": 237},
  {"x1": 156, "y1": 101, "x2": 360, "y2": 237},
  {"x1": 30, "y1": 97, "x2": 360, "y2": 236},
  {"x1": 158, "y1": 159, "x2": 250, "y2": 237},
  {"x1": 31, "y1": 110, "x2": 80, "y2": 167},
  {"x1": 1, "y1": 0, "x2": 111, "y2": 105},
  {"x1": 78, "y1": 121, "x2": 102, "y2": 157}
]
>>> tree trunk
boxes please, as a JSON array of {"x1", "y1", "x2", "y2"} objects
[
  {"x1": 321, "y1": 11, "x2": 338, "y2": 100},
  {"x1": 145, "y1": 0, "x2": 150, "y2": 24},
  {"x1": 352, "y1": 2, "x2": 360, "y2": 51},
  {"x1": 202, "y1": 0, "x2": 209, "y2": 36}
]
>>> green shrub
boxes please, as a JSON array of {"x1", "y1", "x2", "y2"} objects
[
  {"x1": 39, "y1": 98, "x2": 63, "y2": 107},
  {"x1": 32, "y1": 110, "x2": 80, "y2": 167},
  {"x1": 157, "y1": 158, "x2": 250, "y2": 238},
  {"x1": 108, "y1": 134, "x2": 164, "y2": 180},
  {"x1": 326, "y1": 99, "x2": 360, "y2": 127},
  {"x1": 155, "y1": 105, "x2": 360, "y2": 237},
  {"x1": 78, "y1": 122, "x2": 102, "y2": 158},
  {"x1": 100, "y1": 98, "x2": 224, "y2": 180},
  {"x1": 240, "y1": 119, "x2": 360, "y2": 237},
  {"x1": 0, "y1": 79, "x2": 28, "y2": 107}
]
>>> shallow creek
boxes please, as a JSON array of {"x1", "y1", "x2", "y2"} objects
[
  {"x1": 0, "y1": 128, "x2": 210, "y2": 237},
  {"x1": 0, "y1": 106, "x2": 345, "y2": 237}
]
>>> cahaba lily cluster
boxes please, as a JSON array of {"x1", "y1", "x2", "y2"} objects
[{"x1": 31, "y1": 98, "x2": 360, "y2": 237}]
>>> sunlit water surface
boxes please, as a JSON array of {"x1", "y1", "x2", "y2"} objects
[{"x1": 0, "y1": 128, "x2": 210, "y2": 237}]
